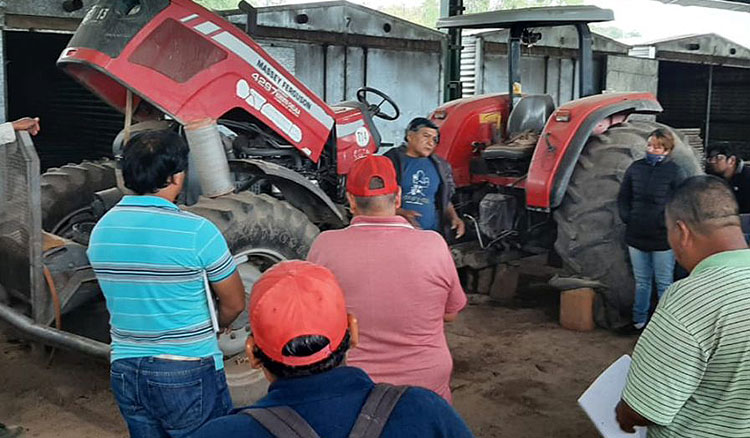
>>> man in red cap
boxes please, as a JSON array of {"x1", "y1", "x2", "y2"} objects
[
  {"x1": 307, "y1": 155, "x2": 467, "y2": 403},
  {"x1": 193, "y1": 260, "x2": 473, "y2": 438}
]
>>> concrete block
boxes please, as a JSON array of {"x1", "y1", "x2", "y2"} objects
[
  {"x1": 559, "y1": 288, "x2": 595, "y2": 332},
  {"x1": 489, "y1": 264, "x2": 519, "y2": 303}
]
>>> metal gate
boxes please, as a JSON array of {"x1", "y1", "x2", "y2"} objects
[{"x1": 0, "y1": 131, "x2": 44, "y2": 322}]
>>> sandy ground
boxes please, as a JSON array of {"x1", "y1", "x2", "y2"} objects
[{"x1": 0, "y1": 291, "x2": 636, "y2": 438}]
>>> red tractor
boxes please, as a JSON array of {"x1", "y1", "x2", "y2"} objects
[
  {"x1": 0, "y1": 0, "x2": 700, "y2": 379},
  {"x1": 431, "y1": 7, "x2": 701, "y2": 325}
]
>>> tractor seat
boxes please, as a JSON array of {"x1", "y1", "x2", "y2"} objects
[
  {"x1": 482, "y1": 94, "x2": 555, "y2": 161},
  {"x1": 482, "y1": 131, "x2": 539, "y2": 160}
]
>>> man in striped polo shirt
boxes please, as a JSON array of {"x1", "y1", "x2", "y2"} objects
[
  {"x1": 87, "y1": 130, "x2": 246, "y2": 437},
  {"x1": 616, "y1": 175, "x2": 750, "y2": 438}
]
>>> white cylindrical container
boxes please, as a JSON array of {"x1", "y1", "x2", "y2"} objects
[{"x1": 184, "y1": 119, "x2": 234, "y2": 198}]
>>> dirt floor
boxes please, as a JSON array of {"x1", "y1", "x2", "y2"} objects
[{"x1": 0, "y1": 289, "x2": 636, "y2": 438}]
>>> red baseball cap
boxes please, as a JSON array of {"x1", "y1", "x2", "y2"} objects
[
  {"x1": 346, "y1": 155, "x2": 399, "y2": 197},
  {"x1": 249, "y1": 261, "x2": 348, "y2": 367}
]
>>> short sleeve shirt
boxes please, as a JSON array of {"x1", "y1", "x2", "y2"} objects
[
  {"x1": 622, "y1": 249, "x2": 750, "y2": 438},
  {"x1": 307, "y1": 216, "x2": 466, "y2": 401},
  {"x1": 400, "y1": 157, "x2": 440, "y2": 231},
  {"x1": 87, "y1": 195, "x2": 236, "y2": 369}
]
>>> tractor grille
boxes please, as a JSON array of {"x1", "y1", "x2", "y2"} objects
[{"x1": 0, "y1": 132, "x2": 44, "y2": 321}]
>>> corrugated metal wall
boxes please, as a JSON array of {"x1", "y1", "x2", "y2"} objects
[
  {"x1": 711, "y1": 66, "x2": 750, "y2": 156},
  {"x1": 257, "y1": 38, "x2": 442, "y2": 147},
  {"x1": 476, "y1": 51, "x2": 604, "y2": 106},
  {"x1": 657, "y1": 62, "x2": 708, "y2": 130},
  {"x1": 461, "y1": 36, "x2": 478, "y2": 96},
  {"x1": 658, "y1": 61, "x2": 750, "y2": 157}
]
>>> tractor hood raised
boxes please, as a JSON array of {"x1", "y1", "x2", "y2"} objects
[{"x1": 57, "y1": 0, "x2": 335, "y2": 163}]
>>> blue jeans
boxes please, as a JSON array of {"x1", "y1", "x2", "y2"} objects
[
  {"x1": 628, "y1": 246, "x2": 675, "y2": 325},
  {"x1": 110, "y1": 357, "x2": 232, "y2": 438}
]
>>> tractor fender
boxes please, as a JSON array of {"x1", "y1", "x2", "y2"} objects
[
  {"x1": 525, "y1": 93, "x2": 663, "y2": 211},
  {"x1": 228, "y1": 159, "x2": 346, "y2": 228}
]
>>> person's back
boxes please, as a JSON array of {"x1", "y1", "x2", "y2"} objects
[
  {"x1": 194, "y1": 366, "x2": 472, "y2": 438},
  {"x1": 86, "y1": 130, "x2": 245, "y2": 437},
  {"x1": 192, "y1": 260, "x2": 473, "y2": 438},
  {"x1": 89, "y1": 197, "x2": 229, "y2": 361},
  {"x1": 307, "y1": 155, "x2": 466, "y2": 402},
  {"x1": 308, "y1": 223, "x2": 463, "y2": 400},
  {"x1": 623, "y1": 250, "x2": 750, "y2": 437},
  {"x1": 617, "y1": 176, "x2": 750, "y2": 438}
]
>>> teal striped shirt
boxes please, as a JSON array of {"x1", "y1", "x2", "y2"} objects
[
  {"x1": 623, "y1": 249, "x2": 750, "y2": 438},
  {"x1": 87, "y1": 196, "x2": 236, "y2": 370}
]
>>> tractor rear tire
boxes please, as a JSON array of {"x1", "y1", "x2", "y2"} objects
[
  {"x1": 185, "y1": 191, "x2": 319, "y2": 406},
  {"x1": 40, "y1": 160, "x2": 117, "y2": 232},
  {"x1": 553, "y1": 120, "x2": 701, "y2": 328}
]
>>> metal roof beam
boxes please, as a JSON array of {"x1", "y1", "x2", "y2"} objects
[{"x1": 654, "y1": 0, "x2": 750, "y2": 12}]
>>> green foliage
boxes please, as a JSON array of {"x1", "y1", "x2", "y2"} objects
[
  {"x1": 382, "y1": 0, "x2": 439, "y2": 29},
  {"x1": 381, "y1": 0, "x2": 586, "y2": 29},
  {"x1": 591, "y1": 25, "x2": 641, "y2": 40},
  {"x1": 193, "y1": 0, "x2": 240, "y2": 10},
  {"x1": 193, "y1": 0, "x2": 286, "y2": 10}
]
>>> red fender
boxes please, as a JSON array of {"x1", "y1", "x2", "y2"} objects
[{"x1": 526, "y1": 92, "x2": 662, "y2": 211}]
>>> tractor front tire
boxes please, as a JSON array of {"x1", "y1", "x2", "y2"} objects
[
  {"x1": 185, "y1": 191, "x2": 319, "y2": 263},
  {"x1": 553, "y1": 121, "x2": 701, "y2": 328},
  {"x1": 185, "y1": 192, "x2": 320, "y2": 406}
]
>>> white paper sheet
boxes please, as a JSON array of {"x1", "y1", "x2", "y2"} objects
[
  {"x1": 578, "y1": 354, "x2": 647, "y2": 438},
  {"x1": 203, "y1": 271, "x2": 220, "y2": 333}
]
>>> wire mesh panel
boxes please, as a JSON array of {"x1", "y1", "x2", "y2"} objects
[{"x1": 0, "y1": 132, "x2": 44, "y2": 321}]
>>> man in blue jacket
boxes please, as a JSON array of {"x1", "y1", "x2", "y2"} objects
[{"x1": 193, "y1": 260, "x2": 474, "y2": 438}]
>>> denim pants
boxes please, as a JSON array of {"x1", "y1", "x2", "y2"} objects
[
  {"x1": 110, "y1": 357, "x2": 232, "y2": 438},
  {"x1": 628, "y1": 246, "x2": 675, "y2": 325}
]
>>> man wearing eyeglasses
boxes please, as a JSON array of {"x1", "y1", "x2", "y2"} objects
[{"x1": 706, "y1": 145, "x2": 750, "y2": 214}]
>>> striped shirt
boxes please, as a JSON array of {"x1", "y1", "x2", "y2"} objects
[
  {"x1": 623, "y1": 249, "x2": 750, "y2": 438},
  {"x1": 87, "y1": 196, "x2": 236, "y2": 370}
]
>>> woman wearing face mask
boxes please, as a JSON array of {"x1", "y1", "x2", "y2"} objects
[{"x1": 616, "y1": 129, "x2": 687, "y2": 334}]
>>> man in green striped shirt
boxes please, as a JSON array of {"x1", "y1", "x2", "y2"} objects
[{"x1": 616, "y1": 175, "x2": 750, "y2": 437}]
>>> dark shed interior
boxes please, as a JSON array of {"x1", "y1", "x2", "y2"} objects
[{"x1": 6, "y1": 31, "x2": 123, "y2": 170}]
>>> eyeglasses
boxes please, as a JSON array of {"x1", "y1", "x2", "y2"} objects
[{"x1": 707, "y1": 154, "x2": 727, "y2": 164}]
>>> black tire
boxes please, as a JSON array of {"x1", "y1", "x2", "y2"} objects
[
  {"x1": 40, "y1": 160, "x2": 117, "y2": 232},
  {"x1": 185, "y1": 191, "x2": 319, "y2": 350},
  {"x1": 185, "y1": 192, "x2": 319, "y2": 405},
  {"x1": 185, "y1": 192, "x2": 319, "y2": 262},
  {"x1": 553, "y1": 121, "x2": 701, "y2": 328}
]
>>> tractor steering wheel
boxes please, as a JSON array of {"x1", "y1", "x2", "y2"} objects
[{"x1": 356, "y1": 87, "x2": 400, "y2": 121}]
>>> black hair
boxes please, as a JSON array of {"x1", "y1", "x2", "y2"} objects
[
  {"x1": 253, "y1": 331, "x2": 351, "y2": 379},
  {"x1": 121, "y1": 129, "x2": 189, "y2": 195},
  {"x1": 404, "y1": 117, "x2": 439, "y2": 142},
  {"x1": 706, "y1": 144, "x2": 737, "y2": 159},
  {"x1": 666, "y1": 175, "x2": 740, "y2": 234}
]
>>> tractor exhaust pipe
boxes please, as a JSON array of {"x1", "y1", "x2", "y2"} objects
[
  {"x1": 0, "y1": 302, "x2": 110, "y2": 360},
  {"x1": 185, "y1": 120, "x2": 235, "y2": 198}
]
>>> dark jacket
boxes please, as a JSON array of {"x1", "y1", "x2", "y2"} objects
[
  {"x1": 617, "y1": 157, "x2": 687, "y2": 252},
  {"x1": 730, "y1": 160, "x2": 750, "y2": 214},
  {"x1": 192, "y1": 367, "x2": 474, "y2": 438},
  {"x1": 384, "y1": 145, "x2": 456, "y2": 236}
]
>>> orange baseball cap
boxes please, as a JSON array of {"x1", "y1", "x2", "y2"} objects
[
  {"x1": 249, "y1": 261, "x2": 348, "y2": 367},
  {"x1": 346, "y1": 155, "x2": 399, "y2": 197}
]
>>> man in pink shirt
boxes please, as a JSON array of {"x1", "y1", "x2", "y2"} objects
[{"x1": 307, "y1": 155, "x2": 467, "y2": 403}]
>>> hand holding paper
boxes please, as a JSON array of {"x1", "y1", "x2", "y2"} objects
[{"x1": 578, "y1": 355, "x2": 647, "y2": 438}]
